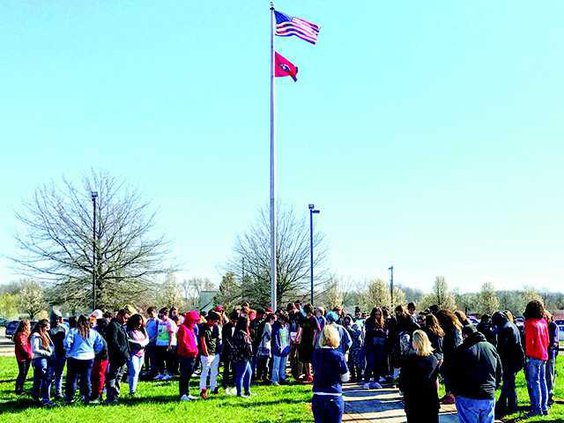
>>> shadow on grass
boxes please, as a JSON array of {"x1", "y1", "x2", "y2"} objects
[{"x1": 0, "y1": 393, "x2": 310, "y2": 414}]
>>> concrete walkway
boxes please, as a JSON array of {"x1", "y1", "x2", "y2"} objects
[{"x1": 342, "y1": 383, "x2": 459, "y2": 423}]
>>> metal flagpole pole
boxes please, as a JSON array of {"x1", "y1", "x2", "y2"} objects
[{"x1": 270, "y1": 2, "x2": 277, "y2": 311}]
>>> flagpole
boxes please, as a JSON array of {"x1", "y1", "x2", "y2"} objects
[{"x1": 269, "y1": 1, "x2": 277, "y2": 311}]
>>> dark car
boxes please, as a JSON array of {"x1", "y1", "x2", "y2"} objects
[{"x1": 5, "y1": 320, "x2": 19, "y2": 338}]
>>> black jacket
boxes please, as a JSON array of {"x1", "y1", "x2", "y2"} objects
[
  {"x1": 446, "y1": 331, "x2": 502, "y2": 400},
  {"x1": 491, "y1": 312, "x2": 524, "y2": 374},
  {"x1": 106, "y1": 318, "x2": 130, "y2": 363}
]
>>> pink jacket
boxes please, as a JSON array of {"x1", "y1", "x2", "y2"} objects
[{"x1": 177, "y1": 311, "x2": 200, "y2": 358}]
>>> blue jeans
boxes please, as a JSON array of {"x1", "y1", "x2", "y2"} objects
[
  {"x1": 234, "y1": 359, "x2": 252, "y2": 396},
  {"x1": 50, "y1": 356, "x2": 66, "y2": 397},
  {"x1": 32, "y1": 358, "x2": 52, "y2": 403},
  {"x1": 312, "y1": 394, "x2": 344, "y2": 423},
  {"x1": 455, "y1": 396, "x2": 495, "y2": 423},
  {"x1": 65, "y1": 358, "x2": 94, "y2": 403},
  {"x1": 128, "y1": 354, "x2": 144, "y2": 394},
  {"x1": 526, "y1": 358, "x2": 548, "y2": 414},
  {"x1": 271, "y1": 355, "x2": 288, "y2": 383}
]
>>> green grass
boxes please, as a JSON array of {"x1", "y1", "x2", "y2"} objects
[
  {"x1": 0, "y1": 357, "x2": 313, "y2": 423},
  {"x1": 501, "y1": 356, "x2": 563, "y2": 423},
  {"x1": 0, "y1": 355, "x2": 562, "y2": 422}
]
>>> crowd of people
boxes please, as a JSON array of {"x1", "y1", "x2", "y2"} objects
[{"x1": 10, "y1": 298, "x2": 560, "y2": 423}]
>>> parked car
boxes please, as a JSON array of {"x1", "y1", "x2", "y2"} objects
[
  {"x1": 0, "y1": 318, "x2": 8, "y2": 327},
  {"x1": 5, "y1": 320, "x2": 19, "y2": 338},
  {"x1": 556, "y1": 319, "x2": 564, "y2": 342}
]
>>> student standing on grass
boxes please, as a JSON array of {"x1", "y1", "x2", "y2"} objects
[
  {"x1": 221, "y1": 310, "x2": 239, "y2": 393},
  {"x1": 311, "y1": 325, "x2": 350, "y2": 423},
  {"x1": 545, "y1": 311, "x2": 559, "y2": 407},
  {"x1": 297, "y1": 304, "x2": 321, "y2": 383},
  {"x1": 256, "y1": 313, "x2": 275, "y2": 383},
  {"x1": 399, "y1": 330, "x2": 440, "y2": 423},
  {"x1": 154, "y1": 307, "x2": 177, "y2": 381},
  {"x1": 64, "y1": 315, "x2": 105, "y2": 405},
  {"x1": 105, "y1": 309, "x2": 131, "y2": 404},
  {"x1": 491, "y1": 311, "x2": 524, "y2": 418},
  {"x1": 145, "y1": 306, "x2": 159, "y2": 378},
  {"x1": 176, "y1": 310, "x2": 200, "y2": 401},
  {"x1": 435, "y1": 309, "x2": 463, "y2": 405},
  {"x1": 30, "y1": 319, "x2": 55, "y2": 406},
  {"x1": 198, "y1": 310, "x2": 221, "y2": 398},
  {"x1": 446, "y1": 325, "x2": 502, "y2": 423},
  {"x1": 127, "y1": 314, "x2": 149, "y2": 396},
  {"x1": 523, "y1": 300, "x2": 550, "y2": 417},
  {"x1": 90, "y1": 316, "x2": 109, "y2": 402},
  {"x1": 49, "y1": 310, "x2": 67, "y2": 399},
  {"x1": 231, "y1": 316, "x2": 254, "y2": 397},
  {"x1": 271, "y1": 312, "x2": 291, "y2": 385},
  {"x1": 13, "y1": 319, "x2": 32, "y2": 395}
]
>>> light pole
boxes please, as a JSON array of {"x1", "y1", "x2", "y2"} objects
[
  {"x1": 388, "y1": 265, "x2": 394, "y2": 308},
  {"x1": 309, "y1": 204, "x2": 320, "y2": 304},
  {"x1": 91, "y1": 191, "x2": 98, "y2": 311}
]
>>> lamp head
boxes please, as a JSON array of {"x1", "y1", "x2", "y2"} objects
[{"x1": 308, "y1": 204, "x2": 315, "y2": 210}]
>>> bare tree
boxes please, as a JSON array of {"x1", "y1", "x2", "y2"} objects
[
  {"x1": 12, "y1": 170, "x2": 171, "y2": 311},
  {"x1": 228, "y1": 205, "x2": 327, "y2": 307}
]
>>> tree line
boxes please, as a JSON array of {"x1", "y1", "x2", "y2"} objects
[{"x1": 1, "y1": 170, "x2": 563, "y2": 318}]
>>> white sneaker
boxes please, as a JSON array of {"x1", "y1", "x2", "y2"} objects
[
  {"x1": 154, "y1": 374, "x2": 164, "y2": 380},
  {"x1": 187, "y1": 395, "x2": 198, "y2": 400},
  {"x1": 161, "y1": 374, "x2": 172, "y2": 381},
  {"x1": 378, "y1": 376, "x2": 387, "y2": 383},
  {"x1": 362, "y1": 383, "x2": 371, "y2": 389},
  {"x1": 180, "y1": 395, "x2": 190, "y2": 401},
  {"x1": 371, "y1": 382, "x2": 383, "y2": 389}
]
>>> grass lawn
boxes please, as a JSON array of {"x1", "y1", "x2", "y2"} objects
[
  {"x1": 0, "y1": 355, "x2": 562, "y2": 422},
  {"x1": 0, "y1": 357, "x2": 314, "y2": 423},
  {"x1": 502, "y1": 355, "x2": 563, "y2": 423}
]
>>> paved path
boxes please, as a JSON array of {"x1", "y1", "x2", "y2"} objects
[{"x1": 342, "y1": 383, "x2": 459, "y2": 423}]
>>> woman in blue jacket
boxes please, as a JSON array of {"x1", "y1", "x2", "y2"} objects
[{"x1": 64, "y1": 314, "x2": 105, "y2": 404}]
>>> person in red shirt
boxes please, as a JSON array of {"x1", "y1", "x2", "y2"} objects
[
  {"x1": 176, "y1": 310, "x2": 200, "y2": 401},
  {"x1": 523, "y1": 300, "x2": 550, "y2": 417},
  {"x1": 13, "y1": 319, "x2": 32, "y2": 394}
]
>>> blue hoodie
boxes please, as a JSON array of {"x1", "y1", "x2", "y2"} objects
[{"x1": 65, "y1": 327, "x2": 105, "y2": 360}]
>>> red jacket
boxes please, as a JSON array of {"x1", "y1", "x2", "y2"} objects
[
  {"x1": 524, "y1": 318, "x2": 549, "y2": 361},
  {"x1": 14, "y1": 332, "x2": 32, "y2": 362},
  {"x1": 177, "y1": 324, "x2": 198, "y2": 358}
]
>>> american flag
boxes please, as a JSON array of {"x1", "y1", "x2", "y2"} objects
[{"x1": 274, "y1": 10, "x2": 320, "y2": 45}]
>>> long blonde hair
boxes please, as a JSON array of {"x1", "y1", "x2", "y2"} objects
[{"x1": 412, "y1": 330, "x2": 434, "y2": 357}]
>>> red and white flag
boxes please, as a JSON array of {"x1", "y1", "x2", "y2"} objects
[{"x1": 275, "y1": 52, "x2": 298, "y2": 82}]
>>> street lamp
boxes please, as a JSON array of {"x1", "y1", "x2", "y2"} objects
[
  {"x1": 309, "y1": 204, "x2": 320, "y2": 304},
  {"x1": 388, "y1": 265, "x2": 394, "y2": 308},
  {"x1": 91, "y1": 191, "x2": 98, "y2": 311}
]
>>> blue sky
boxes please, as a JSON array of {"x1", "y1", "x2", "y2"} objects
[{"x1": 1, "y1": 1, "x2": 563, "y2": 293}]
